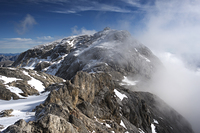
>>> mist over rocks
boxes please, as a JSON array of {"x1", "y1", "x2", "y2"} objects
[{"x1": 0, "y1": 28, "x2": 195, "y2": 133}]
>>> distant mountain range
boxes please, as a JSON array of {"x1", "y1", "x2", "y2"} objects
[{"x1": 0, "y1": 54, "x2": 19, "y2": 67}]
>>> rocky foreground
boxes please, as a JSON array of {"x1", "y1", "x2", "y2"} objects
[{"x1": 1, "y1": 71, "x2": 193, "y2": 133}]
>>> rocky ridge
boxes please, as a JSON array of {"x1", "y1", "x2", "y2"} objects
[
  {"x1": 12, "y1": 28, "x2": 161, "y2": 82},
  {"x1": 2, "y1": 71, "x2": 194, "y2": 133},
  {"x1": 0, "y1": 67, "x2": 64, "y2": 100}
]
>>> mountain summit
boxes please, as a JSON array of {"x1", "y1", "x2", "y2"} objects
[
  {"x1": 12, "y1": 29, "x2": 161, "y2": 81},
  {"x1": 1, "y1": 29, "x2": 194, "y2": 133}
]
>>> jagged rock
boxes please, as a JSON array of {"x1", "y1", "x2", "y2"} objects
[
  {"x1": 38, "y1": 114, "x2": 78, "y2": 133},
  {"x1": 0, "y1": 109, "x2": 13, "y2": 117},
  {"x1": 34, "y1": 61, "x2": 51, "y2": 71},
  {"x1": 0, "y1": 124, "x2": 4, "y2": 130},
  {"x1": 77, "y1": 101, "x2": 94, "y2": 118},
  {"x1": 0, "y1": 67, "x2": 64, "y2": 100},
  {"x1": 0, "y1": 83, "x2": 19, "y2": 100},
  {"x1": 4, "y1": 71, "x2": 194, "y2": 133}
]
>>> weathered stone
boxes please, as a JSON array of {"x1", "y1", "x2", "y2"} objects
[
  {"x1": 0, "y1": 109, "x2": 13, "y2": 117},
  {"x1": 77, "y1": 101, "x2": 94, "y2": 118}
]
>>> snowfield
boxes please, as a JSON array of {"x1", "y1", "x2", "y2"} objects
[{"x1": 0, "y1": 92, "x2": 49, "y2": 131}]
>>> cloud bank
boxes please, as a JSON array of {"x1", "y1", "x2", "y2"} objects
[{"x1": 128, "y1": 0, "x2": 200, "y2": 132}]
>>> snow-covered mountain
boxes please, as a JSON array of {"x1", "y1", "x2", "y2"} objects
[
  {"x1": 12, "y1": 28, "x2": 161, "y2": 81},
  {"x1": 0, "y1": 28, "x2": 194, "y2": 133}
]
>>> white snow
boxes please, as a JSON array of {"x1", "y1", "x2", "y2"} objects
[
  {"x1": 153, "y1": 119, "x2": 159, "y2": 124},
  {"x1": 0, "y1": 75, "x2": 22, "y2": 84},
  {"x1": 139, "y1": 54, "x2": 151, "y2": 62},
  {"x1": 5, "y1": 85, "x2": 25, "y2": 98},
  {"x1": 23, "y1": 71, "x2": 45, "y2": 92},
  {"x1": 120, "y1": 76, "x2": 139, "y2": 86},
  {"x1": 120, "y1": 120, "x2": 127, "y2": 129},
  {"x1": 0, "y1": 92, "x2": 49, "y2": 131},
  {"x1": 114, "y1": 89, "x2": 127, "y2": 101},
  {"x1": 105, "y1": 123, "x2": 111, "y2": 128},
  {"x1": 138, "y1": 128, "x2": 145, "y2": 133},
  {"x1": 151, "y1": 123, "x2": 157, "y2": 133}
]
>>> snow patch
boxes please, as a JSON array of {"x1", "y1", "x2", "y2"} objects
[
  {"x1": 120, "y1": 76, "x2": 139, "y2": 86},
  {"x1": 151, "y1": 123, "x2": 157, "y2": 133},
  {"x1": 153, "y1": 119, "x2": 159, "y2": 124},
  {"x1": 138, "y1": 128, "x2": 145, "y2": 133},
  {"x1": 23, "y1": 71, "x2": 45, "y2": 92},
  {"x1": 105, "y1": 123, "x2": 111, "y2": 128},
  {"x1": 120, "y1": 120, "x2": 127, "y2": 129},
  {"x1": 0, "y1": 75, "x2": 22, "y2": 84},
  {"x1": 139, "y1": 54, "x2": 151, "y2": 62},
  {"x1": 0, "y1": 92, "x2": 49, "y2": 131},
  {"x1": 114, "y1": 89, "x2": 127, "y2": 101},
  {"x1": 5, "y1": 85, "x2": 25, "y2": 98}
]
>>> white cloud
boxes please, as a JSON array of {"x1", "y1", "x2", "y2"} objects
[
  {"x1": 71, "y1": 26, "x2": 96, "y2": 36},
  {"x1": 52, "y1": 1, "x2": 131, "y2": 14},
  {"x1": 136, "y1": 0, "x2": 200, "y2": 56},
  {"x1": 143, "y1": 52, "x2": 200, "y2": 133},
  {"x1": 37, "y1": 36, "x2": 54, "y2": 40},
  {"x1": 16, "y1": 14, "x2": 37, "y2": 34},
  {"x1": 127, "y1": 1, "x2": 200, "y2": 132},
  {"x1": 5, "y1": 38, "x2": 32, "y2": 41}
]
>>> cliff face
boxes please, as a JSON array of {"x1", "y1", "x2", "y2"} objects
[{"x1": 0, "y1": 29, "x2": 194, "y2": 133}]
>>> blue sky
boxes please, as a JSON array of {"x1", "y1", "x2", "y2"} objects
[
  {"x1": 0, "y1": 0, "x2": 154, "y2": 53},
  {"x1": 1, "y1": 0, "x2": 200, "y2": 55}
]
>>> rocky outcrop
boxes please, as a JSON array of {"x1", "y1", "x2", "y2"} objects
[
  {"x1": 0, "y1": 109, "x2": 13, "y2": 117},
  {"x1": 3, "y1": 72, "x2": 194, "y2": 133},
  {"x1": 0, "y1": 67, "x2": 64, "y2": 100}
]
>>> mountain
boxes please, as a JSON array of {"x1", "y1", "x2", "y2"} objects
[
  {"x1": 12, "y1": 28, "x2": 161, "y2": 82},
  {"x1": 0, "y1": 54, "x2": 19, "y2": 67},
  {"x1": 0, "y1": 28, "x2": 194, "y2": 133}
]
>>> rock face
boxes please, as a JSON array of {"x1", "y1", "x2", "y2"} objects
[
  {"x1": 0, "y1": 67, "x2": 64, "y2": 100},
  {"x1": 3, "y1": 72, "x2": 194, "y2": 133},
  {"x1": 1, "y1": 29, "x2": 194, "y2": 133}
]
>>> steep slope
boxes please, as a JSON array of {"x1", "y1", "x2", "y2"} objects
[{"x1": 12, "y1": 28, "x2": 161, "y2": 82}]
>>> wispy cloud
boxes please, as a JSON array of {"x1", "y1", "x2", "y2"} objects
[
  {"x1": 5, "y1": 38, "x2": 32, "y2": 41},
  {"x1": 0, "y1": 36, "x2": 55, "y2": 53},
  {"x1": 37, "y1": 36, "x2": 54, "y2": 40},
  {"x1": 71, "y1": 26, "x2": 96, "y2": 36},
  {"x1": 15, "y1": 14, "x2": 37, "y2": 34},
  {"x1": 53, "y1": 4, "x2": 131, "y2": 14}
]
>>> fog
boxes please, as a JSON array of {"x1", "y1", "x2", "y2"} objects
[
  {"x1": 132, "y1": 0, "x2": 200, "y2": 132},
  {"x1": 140, "y1": 53, "x2": 200, "y2": 133}
]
